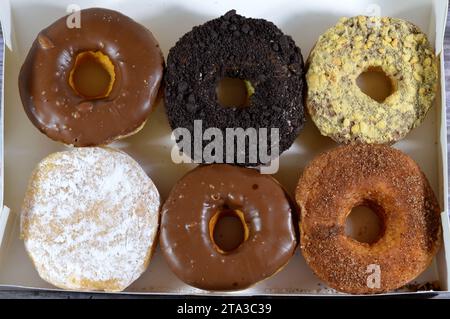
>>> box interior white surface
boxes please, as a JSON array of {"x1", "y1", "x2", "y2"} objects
[{"x1": 0, "y1": 0, "x2": 449, "y2": 295}]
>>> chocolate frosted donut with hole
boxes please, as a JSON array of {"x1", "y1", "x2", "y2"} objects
[
  {"x1": 19, "y1": 8, "x2": 164, "y2": 146},
  {"x1": 306, "y1": 16, "x2": 437, "y2": 144},
  {"x1": 164, "y1": 10, "x2": 305, "y2": 166},
  {"x1": 160, "y1": 164, "x2": 298, "y2": 291},
  {"x1": 296, "y1": 144, "x2": 442, "y2": 294}
]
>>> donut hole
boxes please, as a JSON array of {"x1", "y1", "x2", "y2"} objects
[
  {"x1": 356, "y1": 66, "x2": 395, "y2": 103},
  {"x1": 345, "y1": 202, "x2": 385, "y2": 244},
  {"x1": 69, "y1": 51, "x2": 115, "y2": 99},
  {"x1": 216, "y1": 77, "x2": 254, "y2": 108},
  {"x1": 209, "y1": 209, "x2": 249, "y2": 253}
]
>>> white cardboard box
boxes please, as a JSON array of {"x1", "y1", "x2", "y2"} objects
[{"x1": 0, "y1": 0, "x2": 450, "y2": 296}]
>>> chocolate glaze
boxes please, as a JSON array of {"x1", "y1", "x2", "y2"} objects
[
  {"x1": 19, "y1": 8, "x2": 164, "y2": 146},
  {"x1": 160, "y1": 164, "x2": 297, "y2": 291}
]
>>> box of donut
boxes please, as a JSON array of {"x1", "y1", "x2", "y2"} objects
[{"x1": 0, "y1": 0, "x2": 449, "y2": 296}]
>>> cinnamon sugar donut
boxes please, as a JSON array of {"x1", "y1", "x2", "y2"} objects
[
  {"x1": 21, "y1": 147, "x2": 160, "y2": 291},
  {"x1": 296, "y1": 144, "x2": 441, "y2": 294}
]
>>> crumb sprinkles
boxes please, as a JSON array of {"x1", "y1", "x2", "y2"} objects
[
  {"x1": 296, "y1": 144, "x2": 441, "y2": 294},
  {"x1": 306, "y1": 16, "x2": 438, "y2": 144}
]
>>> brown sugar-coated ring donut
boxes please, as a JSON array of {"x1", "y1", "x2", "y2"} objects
[
  {"x1": 160, "y1": 164, "x2": 298, "y2": 291},
  {"x1": 296, "y1": 144, "x2": 442, "y2": 294},
  {"x1": 19, "y1": 8, "x2": 164, "y2": 146}
]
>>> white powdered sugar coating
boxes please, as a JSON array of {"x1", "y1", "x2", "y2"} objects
[{"x1": 21, "y1": 147, "x2": 160, "y2": 291}]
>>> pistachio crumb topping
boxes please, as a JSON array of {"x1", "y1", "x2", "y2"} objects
[{"x1": 306, "y1": 16, "x2": 438, "y2": 144}]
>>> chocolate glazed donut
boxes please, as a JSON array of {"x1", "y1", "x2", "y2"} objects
[
  {"x1": 19, "y1": 8, "x2": 164, "y2": 146},
  {"x1": 160, "y1": 164, "x2": 298, "y2": 291}
]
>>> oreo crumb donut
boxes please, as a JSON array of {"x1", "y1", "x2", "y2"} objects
[
  {"x1": 165, "y1": 10, "x2": 305, "y2": 166},
  {"x1": 21, "y1": 147, "x2": 160, "y2": 291},
  {"x1": 160, "y1": 164, "x2": 297, "y2": 291},
  {"x1": 306, "y1": 16, "x2": 438, "y2": 144},
  {"x1": 296, "y1": 144, "x2": 442, "y2": 294},
  {"x1": 19, "y1": 8, "x2": 164, "y2": 146}
]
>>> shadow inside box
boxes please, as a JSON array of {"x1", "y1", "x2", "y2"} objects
[
  {"x1": 375, "y1": 0, "x2": 431, "y2": 32},
  {"x1": 109, "y1": 100, "x2": 197, "y2": 200},
  {"x1": 280, "y1": 11, "x2": 343, "y2": 58},
  {"x1": 274, "y1": 114, "x2": 337, "y2": 195},
  {"x1": 8, "y1": 3, "x2": 68, "y2": 57},
  {"x1": 136, "y1": 6, "x2": 215, "y2": 57}
]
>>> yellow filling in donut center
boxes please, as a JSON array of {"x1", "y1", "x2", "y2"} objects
[
  {"x1": 69, "y1": 51, "x2": 115, "y2": 99},
  {"x1": 345, "y1": 202, "x2": 385, "y2": 244},
  {"x1": 209, "y1": 208, "x2": 250, "y2": 254},
  {"x1": 216, "y1": 77, "x2": 254, "y2": 108},
  {"x1": 356, "y1": 66, "x2": 396, "y2": 103}
]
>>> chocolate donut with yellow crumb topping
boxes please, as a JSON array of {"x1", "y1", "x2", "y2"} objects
[{"x1": 306, "y1": 16, "x2": 438, "y2": 144}]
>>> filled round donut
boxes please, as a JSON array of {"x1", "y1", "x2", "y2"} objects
[
  {"x1": 164, "y1": 10, "x2": 305, "y2": 166},
  {"x1": 306, "y1": 16, "x2": 437, "y2": 144},
  {"x1": 296, "y1": 144, "x2": 442, "y2": 294},
  {"x1": 19, "y1": 8, "x2": 164, "y2": 146},
  {"x1": 21, "y1": 147, "x2": 160, "y2": 291},
  {"x1": 160, "y1": 164, "x2": 297, "y2": 291}
]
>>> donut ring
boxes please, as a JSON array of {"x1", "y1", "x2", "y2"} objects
[
  {"x1": 19, "y1": 8, "x2": 164, "y2": 146},
  {"x1": 296, "y1": 144, "x2": 442, "y2": 294},
  {"x1": 306, "y1": 16, "x2": 438, "y2": 144},
  {"x1": 165, "y1": 10, "x2": 305, "y2": 165},
  {"x1": 160, "y1": 164, "x2": 297, "y2": 291},
  {"x1": 21, "y1": 147, "x2": 160, "y2": 291}
]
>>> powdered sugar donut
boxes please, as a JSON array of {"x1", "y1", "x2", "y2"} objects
[{"x1": 21, "y1": 147, "x2": 160, "y2": 291}]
